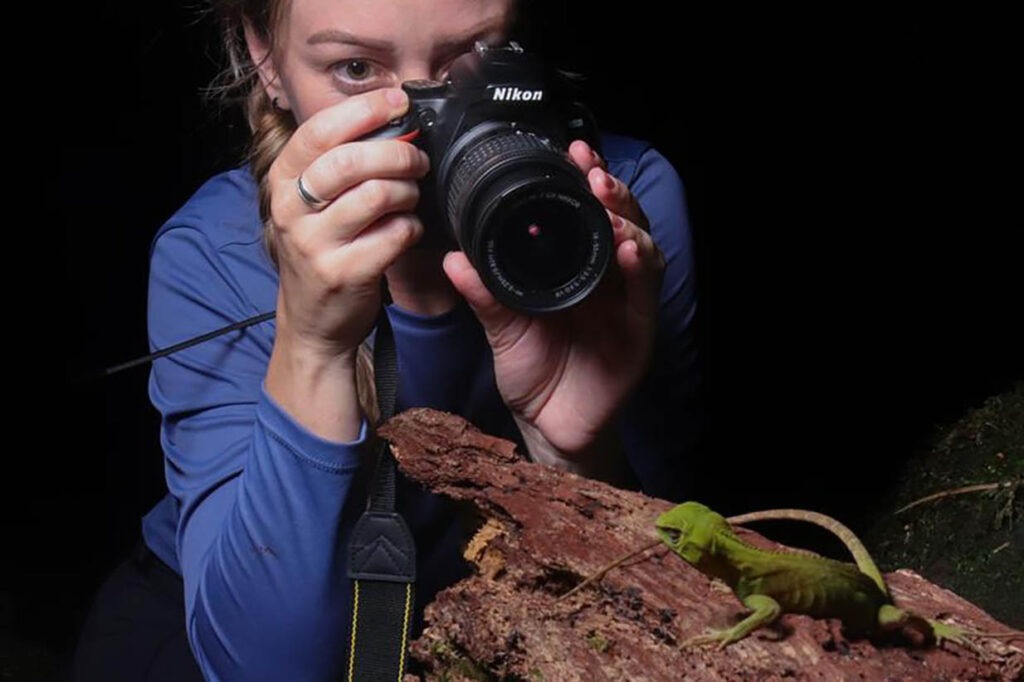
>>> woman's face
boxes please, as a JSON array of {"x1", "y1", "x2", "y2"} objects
[{"x1": 249, "y1": 0, "x2": 515, "y2": 123}]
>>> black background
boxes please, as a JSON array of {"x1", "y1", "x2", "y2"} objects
[{"x1": 33, "y1": 1, "x2": 1023, "y2": 672}]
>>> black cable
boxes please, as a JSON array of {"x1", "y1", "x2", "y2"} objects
[{"x1": 72, "y1": 310, "x2": 276, "y2": 386}]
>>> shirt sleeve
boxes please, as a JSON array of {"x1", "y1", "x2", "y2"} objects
[
  {"x1": 617, "y1": 146, "x2": 704, "y2": 500},
  {"x1": 147, "y1": 224, "x2": 369, "y2": 681}
]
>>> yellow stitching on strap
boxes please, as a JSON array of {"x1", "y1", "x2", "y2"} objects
[
  {"x1": 397, "y1": 583, "x2": 412, "y2": 680},
  {"x1": 348, "y1": 581, "x2": 360, "y2": 682}
]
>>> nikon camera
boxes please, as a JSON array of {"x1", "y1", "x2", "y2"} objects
[{"x1": 360, "y1": 41, "x2": 613, "y2": 314}]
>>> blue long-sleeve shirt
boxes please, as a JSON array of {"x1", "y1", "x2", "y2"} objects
[{"x1": 142, "y1": 131, "x2": 701, "y2": 681}]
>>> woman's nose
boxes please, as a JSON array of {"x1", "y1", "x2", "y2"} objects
[{"x1": 397, "y1": 64, "x2": 444, "y2": 85}]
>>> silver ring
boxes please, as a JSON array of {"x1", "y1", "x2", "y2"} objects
[{"x1": 296, "y1": 174, "x2": 329, "y2": 211}]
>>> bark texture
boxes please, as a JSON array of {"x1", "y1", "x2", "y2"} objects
[{"x1": 379, "y1": 408, "x2": 1024, "y2": 682}]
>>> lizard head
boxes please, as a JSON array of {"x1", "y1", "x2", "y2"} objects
[{"x1": 655, "y1": 501, "x2": 730, "y2": 566}]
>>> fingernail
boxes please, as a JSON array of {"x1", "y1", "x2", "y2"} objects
[
  {"x1": 385, "y1": 88, "x2": 407, "y2": 108},
  {"x1": 443, "y1": 250, "x2": 462, "y2": 270}
]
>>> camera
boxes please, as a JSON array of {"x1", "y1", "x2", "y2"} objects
[{"x1": 361, "y1": 41, "x2": 613, "y2": 314}]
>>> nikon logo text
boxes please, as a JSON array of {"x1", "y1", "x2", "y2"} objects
[{"x1": 492, "y1": 87, "x2": 544, "y2": 102}]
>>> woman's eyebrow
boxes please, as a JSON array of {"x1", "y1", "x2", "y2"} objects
[
  {"x1": 307, "y1": 29, "x2": 392, "y2": 50},
  {"x1": 307, "y1": 21, "x2": 504, "y2": 52}
]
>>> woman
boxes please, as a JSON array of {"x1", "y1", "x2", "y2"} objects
[{"x1": 72, "y1": 0, "x2": 701, "y2": 679}]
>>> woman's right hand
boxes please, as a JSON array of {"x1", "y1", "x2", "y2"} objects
[{"x1": 266, "y1": 87, "x2": 430, "y2": 362}]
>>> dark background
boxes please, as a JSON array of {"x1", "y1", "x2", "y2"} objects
[{"x1": 27, "y1": 1, "x2": 1022, "y2": 674}]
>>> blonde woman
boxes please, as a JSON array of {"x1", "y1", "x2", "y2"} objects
[{"x1": 72, "y1": 0, "x2": 700, "y2": 679}]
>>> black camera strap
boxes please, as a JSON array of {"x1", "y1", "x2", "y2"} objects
[{"x1": 346, "y1": 294, "x2": 417, "y2": 681}]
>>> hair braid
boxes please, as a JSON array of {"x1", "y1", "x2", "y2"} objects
[{"x1": 246, "y1": 85, "x2": 295, "y2": 271}]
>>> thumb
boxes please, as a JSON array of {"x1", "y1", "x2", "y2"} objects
[{"x1": 442, "y1": 251, "x2": 524, "y2": 345}]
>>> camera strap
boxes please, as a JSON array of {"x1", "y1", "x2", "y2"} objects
[{"x1": 346, "y1": 294, "x2": 417, "y2": 682}]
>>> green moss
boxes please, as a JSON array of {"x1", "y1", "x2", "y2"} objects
[
  {"x1": 427, "y1": 639, "x2": 493, "y2": 681},
  {"x1": 585, "y1": 629, "x2": 610, "y2": 653},
  {"x1": 863, "y1": 381, "x2": 1024, "y2": 628}
]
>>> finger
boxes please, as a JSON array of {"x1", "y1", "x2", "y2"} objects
[
  {"x1": 589, "y1": 167, "x2": 649, "y2": 232},
  {"x1": 320, "y1": 177, "x2": 422, "y2": 244},
  {"x1": 283, "y1": 178, "x2": 421, "y2": 258},
  {"x1": 568, "y1": 140, "x2": 649, "y2": 234},
  {"x1": 612, "y1": 217, "x2": 665, "y2": 323},
  {"x1": 618, "y1": 238, "x2": 663, "y2": 323},
  {"x1": 317, "y1": 212, "x2": 425, "y2": 285},
  {"x1": 442, "y1": 251, "x2": 528, "y2": 351},
  {"x1": 568, "y1": 139, "x2": 607, "y2": 175},
  {"x1": 274, "y1": 88, "x2": 412, "y2": 180},
  {"x1": 282, "y1": 139, "x2": 430, "y2": 217},
  {"x1": 610, "y1": 213, "x2": 659, "y2": 264}
]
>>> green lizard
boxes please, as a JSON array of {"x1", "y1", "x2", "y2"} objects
[{"x1": 561, "y1": 502, "x2": 1018, "y2": 654}]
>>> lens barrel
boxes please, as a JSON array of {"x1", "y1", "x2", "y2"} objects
[{"x1": 444, "y1": 126, "x2": 612, "y2": 313}]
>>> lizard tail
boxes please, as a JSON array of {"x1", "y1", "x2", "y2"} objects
[{"x1": 726, "y1": 508, "x2": 889, "y2": 598}]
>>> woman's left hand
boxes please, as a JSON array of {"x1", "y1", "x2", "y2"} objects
[{"x1": 443, "y1": 139, "x2": 666, "y2": 464}]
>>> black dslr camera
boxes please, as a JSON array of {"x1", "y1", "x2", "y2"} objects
[{"x1": 362, "y1": 41, "x2": 613, "y2": 314}]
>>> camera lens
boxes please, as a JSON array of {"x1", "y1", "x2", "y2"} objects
[
  {"x1": 493, "y1": 196, "x2": 587, "y2": 290},
  {"x1": 444, "y1": 126, "x2": 612, "y2": 313}
]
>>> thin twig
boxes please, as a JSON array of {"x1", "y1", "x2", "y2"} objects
[
  {"x1": 895, "y1": 481, "x2": 1012, "y2": 514},
  {"x1": 557, "y1": 539, "x2": 662, "y2": 602}
]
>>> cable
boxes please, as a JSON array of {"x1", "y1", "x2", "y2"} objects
[{"x1": 72, "y1": 310, "x2": 276, "y2": 386}]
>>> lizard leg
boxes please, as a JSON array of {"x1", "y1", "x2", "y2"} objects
[
  {"x1": 878, "y1": 605, "x2": 1006, "y2": 660},
  {"x1": 684, "y1": 594, "x2": 782, "y2": 650}
]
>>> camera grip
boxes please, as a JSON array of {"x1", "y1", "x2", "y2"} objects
[{"x1": 358, "y1": 112, "x2": 422, "y2": 144}]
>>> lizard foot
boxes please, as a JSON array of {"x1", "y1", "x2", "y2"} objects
[
  {"x1": 683, "y1": 596, "x2": 780, "y2": 650},
  {"x1": 679, "y1": 622, "x2": 761, "y2": 647},
  {"x1": 928, "y1": 619, "x2": 1021, "y2": 662},
  {"x1": 683, "y1": 627, "x2": 746, "y2": 651}
]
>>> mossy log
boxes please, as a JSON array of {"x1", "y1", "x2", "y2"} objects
[{"x1": 379, "y1": 408, "x2": 1024, "y2": 682}]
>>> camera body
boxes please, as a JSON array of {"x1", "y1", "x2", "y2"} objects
[{"x1": 361, "y1": 41, "x2": 613, "y2": 314}]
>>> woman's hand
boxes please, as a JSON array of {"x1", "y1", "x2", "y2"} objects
[
  {"x1": 443, "y1": 139, "x2": 666, "y2": 465},
  {"x1": 262, "y1": 88, "x2": 429, "y2": 442},
  {"x1": 266, "y1": 88, "x2": 430, "y2": 360}
]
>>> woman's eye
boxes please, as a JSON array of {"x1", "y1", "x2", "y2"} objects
[
  {"x1": 336, "y1": 60, "x2": 373, "y2": 82},
  {"x1": 330, "y1": 59, "x2": 393, "y2": 93},
  {"x1": 328, "y1": 59, "x2": 396, "y2": 95}
]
